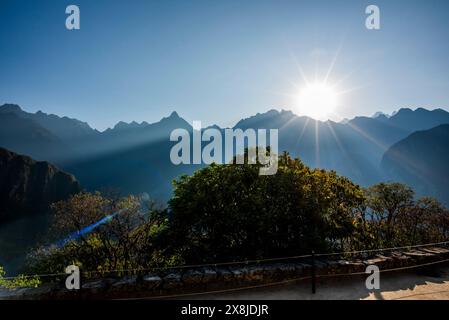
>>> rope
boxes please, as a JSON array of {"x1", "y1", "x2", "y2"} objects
[
  {"x1": 3, "y1": 241, "x2": 449, "y2": 280},
  {"x1": 314, "y1": 241, "x2": 449, "y2": 257},
  {"x1": 116, "y1": 257, "x2": 449, "y2": 300},
  {"x1": 316, "y1": 257, "x2": 449, "y2": 279},
  {"x1": 116, "y1": 276, "x2": 313, "y2": 300},
  {"x1": 82, "y1": 253, "x2": 314, "y2": 277},
  {"x1": 2, "y1": 272, "x2": 66, "y2": 280}
]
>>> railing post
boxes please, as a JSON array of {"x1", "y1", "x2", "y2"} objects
[{"x1": 311, "y1": 250, "x2": 316, "y2": 294}]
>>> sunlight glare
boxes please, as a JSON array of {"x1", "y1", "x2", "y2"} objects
[{"x1": 295, "y1": 82, "x2": 338, "y2": 120}]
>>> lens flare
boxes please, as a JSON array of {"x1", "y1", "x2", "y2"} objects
[{"x1": 295, "y1": 82, "x2": 337, "y2": 120}]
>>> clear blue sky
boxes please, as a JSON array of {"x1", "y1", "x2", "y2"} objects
[{"x1": 1, "y1": 0, "x2": 449, "y2": 130}]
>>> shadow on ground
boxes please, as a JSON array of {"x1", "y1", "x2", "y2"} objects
[{"x1": 185, "y1": 266, "x2": 449, "y2": 300}]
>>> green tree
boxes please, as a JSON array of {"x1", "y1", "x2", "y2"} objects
[
  {"x1": 365, "y1": 182, "x2": 414, "y2": 245},
  {"x1": 166, "y1": 152, "x2": 364, "y2": 262}
]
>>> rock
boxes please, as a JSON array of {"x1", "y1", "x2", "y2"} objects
[
  {"x1": 337, "y1": 260, "x2": 353, "y2": 273},
  {"x1": 313, "y1": 260, "x2": 328, "y2": 272},
  {"x1": 229, "y1": 268, "x2": 246, "y2": 282},
  {"x1": 298, "y1": 263, "x2": 312, "y2": 276},
  {"x1": 245, "y1": 266, "x2": 265, "y2": 282},
  {"x1": 377, "y1": 255, "x2": 395, "y2": 268},
  {"x1": 262, "y1": 264, "x2": 279, "y2": 280},
  {"x1": 142, "y1": 274, "x2": 162, "y2": 290},
  {"x1": 81, "y1": 279, "x2": 111, "y2": 294},
  {"x1": 182, "y1": 269, "x2": 203, "y2": 285},
  {"x1": 216, "y1": 268, "x2": 233, "y2": 282},
  {"x1": 111, "y1": 276, "x2": 138, "y2": 291},
  {"x1": 322, "y1": 260, "x2": 339, "y2": 271},
  {"x1": 24, "y1": 284, "x2": 55, "y2": 299},
  {"x1": 0, "y1": 147, "x2": 81, "y2": 223},
  {"x1": 364, "y1": 256, "x2": 390, "y2": 268},
  {"x1": 347, "y1": 261, "x2": 366, "y2": 273},
  {"x1": 393, "y1": 254, "x2": 412, "y2": 267},
  {"x1": 421, "y1": 247, "x2": 449, "y2": 255},
  {"x1": 403, "y1": 250, "x2": 434, "y2": 261},
  {"x1": 276, "y1": 263, "x2": 297, "y2": 277},
  {"x1": 162, "y1": 273, "x2": 182, "y2": 289},
  {"x1": 113, "y1": 275, "x2": 138, "y2": 286},
  {"x1": 4, "y1": 288, "x2": 24, "y2": 300},
  {"x1": 386, "y1": 251, "x2": 408, "y2": 264},
  {"x1": 201, "y1": 268, "x2": 217, "y2": 283},
  {"x1": 0, "y1": 287, "x2": 36, "y2": 300}
]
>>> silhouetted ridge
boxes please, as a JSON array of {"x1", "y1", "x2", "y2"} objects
[
  {"x1": 382, "y1": 124, "x2": 449, "y2": 204},
  {"x1": 0, "y1": 147, "x2": 81, "y2": 222},
  {"x1": 1, "y1": 104, "x2": 449, "y2": 203}
]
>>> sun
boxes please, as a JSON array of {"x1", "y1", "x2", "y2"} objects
[{"x1": 295, "y1": 82, "x2": 338, "y2": 120}]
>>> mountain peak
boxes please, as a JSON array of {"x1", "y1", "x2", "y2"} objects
[
  {"x1": 0, "y1": 104, "x2": 23, "y2": 114},
  {"x1": 168, "y1": 111, "x2": 180, "y2": 118},
  {"x1": 280, "y1": 109, "x2": 295, "y2": 117},
  {"x1": 113, "y1": 121, "x2": 129, "y2": 130},
  {"x1": 159, "y1": 111, "x2": 185, "y2": 125},
  {"x1": 205, "y1": 124, "x2": 221, "y2": 130},
  {"x1": 372, "y1": 111, "x2": 390, "y2": 119},
  {"x1": 265, "y1": 109, "x2": 280, "y2": 116},
  {"x1": 395, "y1": 108, "x2": 414, "y2": 116}
]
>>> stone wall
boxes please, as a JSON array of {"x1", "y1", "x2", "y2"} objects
[{"x1": 2, "y1": 246, "x2": 449, "y2": 300}]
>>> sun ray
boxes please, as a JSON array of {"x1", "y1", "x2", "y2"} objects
[
  {"x1": 345, "y1": 121, "x2": 389, "y2": 152},
  {"x1": 324, "y1": 42, "x2": 343, "y2": 85},
  {"x1": 314, "y1": 119, "x2": 320, "y2": 168},
  {"x1": 326, "y1": 121, "x2": 346, "y2": 158},
  {"x1": 295, "y1": 117, "x2": 311, "y2": 152},
  {"x1": 278, "y1": 113, "x2": 300, "y2": 131},
  {"x1": 289, "y1": 51, "x2": 310, "y2": 87}
]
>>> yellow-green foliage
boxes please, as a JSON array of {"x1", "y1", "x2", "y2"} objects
[
  {"x1": 27, "y1": 192, "x2": 173, "y2": 278},
  {"x1": 0, "y1": 266, "x2": 41, "y2": 289}
]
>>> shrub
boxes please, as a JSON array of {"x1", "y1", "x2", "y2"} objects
[
  {"x1": 0, "y1": 265, "x2": 40, "y2": 289},
  {"x1": 166, "y1": 151, "x2": 365, "y2": 262}
]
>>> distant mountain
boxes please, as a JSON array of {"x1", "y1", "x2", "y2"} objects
[
  {"x1": 63, "y1": 111, "x2": 197, "y2": 200},
  {"x1": 237, "y1": 110, "x2": 386, "y2": 184},
  {"x1": 372, "y1": 111, "x2": 390, "y2": 119},
  {"x1": 90, "y1": 111, "x2": 189, "y2": 155},
  {"x1": 1, "y1": 104, "x2": 449, "y2": 202},
  {"x1": 348, "y1": 107, "x2": 449, "y2": 148},
  {"x1": 380, "y1": 107, "x2": 449, "y2": 132},
  {"x1": 0, "y1": 147, "x2": 81, "y2": 223},
  {"x1": 234, "y1": 108, "x2": 449, "y2": 186},
  {"x1": 0, "y1": 104, "x2": 97, "y2": 141},
  {"x1": 0, "y1": 111, "x2": 64, "y2": 161},
  {"x1": 0, "y1": 103, "x2": 99, "y2": 162},
  {"x1": 381, "y1": 124, "x2": 449, "y2": 205}
]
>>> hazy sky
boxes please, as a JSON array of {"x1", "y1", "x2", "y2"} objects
[{"x1": 1, "y1": 0, "x2": 449, "y2": 130}]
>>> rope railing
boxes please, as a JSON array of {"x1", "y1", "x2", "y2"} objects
[
  {"x1": 117, "y1": 257, "x2": 449, "y2": 300},
  {"x1": 314, "y1": 240, "x2": 449, "y2": 257},
  {"x1": 3, "y1": 240, "x2": 449, "y2": 280},
  {"x1": 81, "y1": 253, "x2": 314, "y2": 277}
]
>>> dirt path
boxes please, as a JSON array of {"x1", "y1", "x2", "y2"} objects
[{"x1": 186, "y1": 267, "x2": 449, "y2": 300}]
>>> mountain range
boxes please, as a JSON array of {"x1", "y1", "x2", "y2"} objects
[{"x1": 1, "y1": 103, "x2": 449, "y2": 204}]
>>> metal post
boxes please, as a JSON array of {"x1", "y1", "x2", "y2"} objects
[{"x1": 311, "y1": 250, "x2": 316, "y2": 294}]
